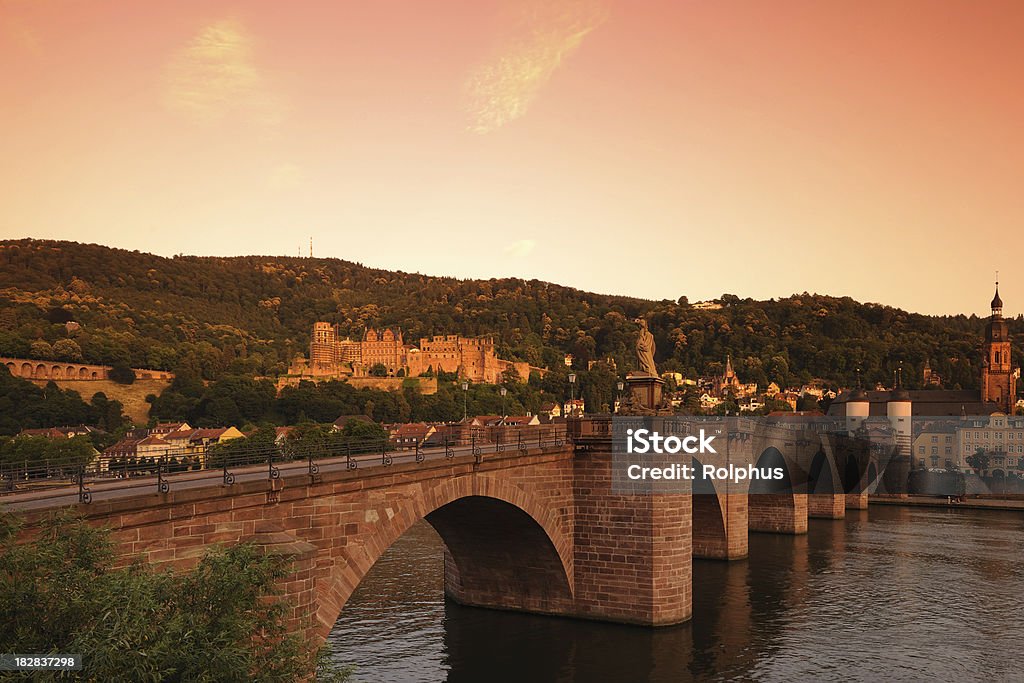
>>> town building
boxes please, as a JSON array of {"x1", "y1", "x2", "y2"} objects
[
  {"x1": 911, "y1": 422, "x2": 957, "y2": 470},
  {"x1": 101, "y1": 424, "x2": 242, "y2": 469},
  {"x1": 829, "y1": 285, "x2": 1019, "y2": 420},
  {"x1": 956, "y1": 414, "x2": 1024, "y2": 476},
  {"x1": 387, "y1": 423, "x2": 437, "y2": 450},
  {"x1": 18, "y1": 425, "x2": 99, "y2": 439}
]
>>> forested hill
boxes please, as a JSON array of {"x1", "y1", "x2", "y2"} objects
[{"x1": 0, "y1": 239, "x2": 1014, "y2": 390}]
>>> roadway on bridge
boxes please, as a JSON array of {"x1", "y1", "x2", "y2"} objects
[{"x1": 0, "y1": 437, "x2": 567, "y2": 512}]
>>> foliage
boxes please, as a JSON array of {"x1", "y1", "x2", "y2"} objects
[
  {"x1": 0, "y1": 511, "x2": 352, "y2": 682},
  {"x1": 107, "y1": 361, "x2": 136, "y2": 385},
  {"x1": 0, "y1": 366, "x2": 129, "y2": 436},
  {"x1": 2, "y1": 239, "x2": 1013, "y2": 396},
  {"x1": 0, "y1": 434, "x2": 95, "y2": 469},
  {"x1": 966, "y1": 449, "x2": 991, "y2": 472}
]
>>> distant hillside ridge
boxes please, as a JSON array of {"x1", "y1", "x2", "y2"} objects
[{"x1": 0, "y1": 238, "x2": 1013, "y2": 390}]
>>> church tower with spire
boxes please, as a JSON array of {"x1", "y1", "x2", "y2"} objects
[{"x1": 981, "y1": 281, "x2": 1017, "y2": 413}]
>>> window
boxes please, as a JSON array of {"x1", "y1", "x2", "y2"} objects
[
  {"x1": 918, "y1": 446, "x2": 925, "y2": 454},
  {"x1": 931, "y1": 435, "x2": 938, "y2": 443},
  {"x1": 931, "y1": 446, "x2": 938, "y2": 455},
  {"x1": 931, "y1": 456, "x2": 939, "y2": 467}
]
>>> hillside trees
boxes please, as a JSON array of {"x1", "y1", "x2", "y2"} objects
[{"x1": 0, "y1": 239, "x2": 1017, "y2": 396}]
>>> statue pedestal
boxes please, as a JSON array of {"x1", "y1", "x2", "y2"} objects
[{"x1": 626, "y1": 374, "x2": 664, "y2": 411}]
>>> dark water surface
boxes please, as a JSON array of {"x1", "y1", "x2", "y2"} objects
[{"x1": 328, "y1": 506, "x2": 1024, "y2": 682}]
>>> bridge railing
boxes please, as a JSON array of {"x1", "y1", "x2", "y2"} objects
[{"x1": 0, "y1": 424, "x2": 570, "y2": 504}]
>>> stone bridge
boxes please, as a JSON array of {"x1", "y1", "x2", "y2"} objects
[
  {"x1": 1, "y1": 357, "x2": 174, "y2": 381},
  {"x1": 5, "y1": 418, "x2": 880, "y2": 650}
]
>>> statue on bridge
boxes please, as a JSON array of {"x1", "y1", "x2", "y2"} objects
[
  {"x1": 621, "y1": 317, "x2": 666, "y2": 413},
  {"x1": 634, "y1": 318, "x2": 657, "y2": 377}
]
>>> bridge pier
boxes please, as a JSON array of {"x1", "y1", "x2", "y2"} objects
[
  {"x1": 845, "y1": 492, "x2": 869, "y2": 509},
  {"x1": 808, "y1": 493, "x2": 847, "y2": 519},
  {"x1": 242, "y1": 521, "x2": 320, "y2": 648},
  {"x1": 748, "y1": 493, "x2": 808, "y2": 534},
  {"x1": 571, "y1": 441, "x2": 692, "y2": 626}
]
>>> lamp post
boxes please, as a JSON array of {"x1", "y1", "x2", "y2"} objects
[
  {"x1": 568, "y1": 372, "x2": 577, "y2": 416},
  {"x1": 616, "y1": 380, "x2": 624, "y2": 413},
  {"x1": 461, "y1": 380, "x2": 469, "y2": 421},
  {"x1": 500, "y1": 386, "x2": 507, "y2": 418}
]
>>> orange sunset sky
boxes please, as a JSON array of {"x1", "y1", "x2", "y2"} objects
[{"x1": 2, "y1": 0, "x2": 1022, "y2": 316}]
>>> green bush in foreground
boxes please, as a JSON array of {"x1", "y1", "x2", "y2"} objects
[{"x1": 0, "y1": 512, "x2": 351, "y2": 682}]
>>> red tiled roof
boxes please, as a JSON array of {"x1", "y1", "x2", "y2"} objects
[
  {"x1": 502, "y1": 416, "x2": 536, "y2": 426},
  {"x1": 161, "y1": 429, "x2": 198, "y2": 442},
  {"x1": 392, "y1": 423, "x2": 433, "y2": 439},
  {"x1": 19, "y1": 428, "x2": 65, "y2": 438},
  {"x1": 190, "y1": 428, "x2": 228, "y2": 441},
  {"x1": 103, "y1": 438, "x2": 142, "y2": 454}
]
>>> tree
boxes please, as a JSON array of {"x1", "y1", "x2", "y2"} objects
[
  {"x1": 29, "y1": 340, "x2": 54, "y2": 360},
  {"x1": 965, "y1": 449, "x2": 991, "y2": 473},
  {"x1": 52, "y1": 338, "x2": 84, "y2": 361},
  {"x1": 108, "y1": 362, "x2": 136, "y2": 385},
  {"x1": 0, "y1": 512, "x2": 351, "y2": 682},
  {"x1": 0, "y1": 366, "x2": 127, "y2": 436},
  {"x1": 368, "y1": 363, "x2": 388, "y2": 377}
]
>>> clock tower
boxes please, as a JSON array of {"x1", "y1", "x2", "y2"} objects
[{"x1": 981, "y1": 282, "x2": 1017, "y2": 413}]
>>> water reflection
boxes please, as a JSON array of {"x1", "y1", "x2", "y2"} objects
[{"x1": 330, "y1": 507, "x2": 1024, "y2": 682}]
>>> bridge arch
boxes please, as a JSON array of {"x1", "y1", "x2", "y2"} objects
[
  {"x1": 21, "y1": 362, "x2": 32, "y2": 378},
  {"x1": 314, "y1": 475, "x2": 574, "y2": 640},
  {"x1": 691, "y1": 456, "x2": 729, "y2": 559},
  {"x1": 33, "y1": 363, "x2": 48, "y2": 379},
  {"x1": 807, "y1": 449, "x2": 846, "y2": 519},
  {"x1": 807, "y1": 450, "x2": 836, "y2": 493},
  {"x1": 748, "y1": 447, "x2": 808, "y2": 534},
  {"x1": 51, "y1": 365, "x2": 63, "y2": 379}
]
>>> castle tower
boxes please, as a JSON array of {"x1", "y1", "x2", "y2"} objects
[
  {"x1": 981, "y1": 282, "x2": 1016, "y2": 413},
  {"x1": 310, "y1": 322, "x2": 338, "y2": 366}
]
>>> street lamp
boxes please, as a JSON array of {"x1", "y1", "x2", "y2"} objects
[
  {"x1": 500, "y1": 386, "x2": 508, "y2": 418},
  {"x1": 616, "y1": 380, "x2": 624, "y2": 413},
  {"x1": 568, "y1": 372, "x2": 577, "y2": 416},
  {"x1": 461, "y1": 380, "x2": 469, "y2": 420}
]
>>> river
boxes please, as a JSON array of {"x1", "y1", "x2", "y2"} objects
[{"x1": 328, "y1": 505, "x2": 1024, "y2": 682}]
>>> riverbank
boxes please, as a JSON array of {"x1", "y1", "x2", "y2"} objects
[{"x1": 870, "y1": 493, "x2": 1024, "y2": 512}]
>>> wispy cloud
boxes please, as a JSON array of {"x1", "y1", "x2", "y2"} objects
[
  {"x1": 463, "y1": 0, "x2": 608, "y2": 134},
  {"x1": 504, "y1": 238, "x2": 537, "y2": 258},
  {"x1": 163, "y1": 19, "x2": 284, "y2": 128}
]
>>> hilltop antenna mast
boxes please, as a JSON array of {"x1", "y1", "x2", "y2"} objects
[{"x1": 310, "y1": 237, "x2": 313, "y2": 259}]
